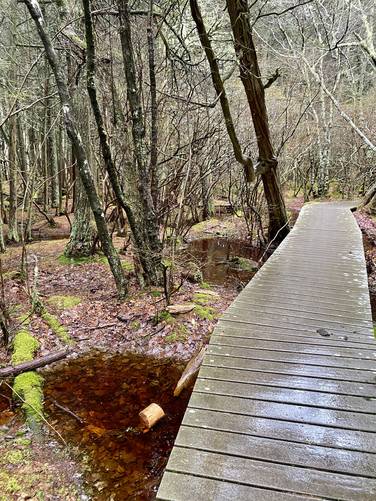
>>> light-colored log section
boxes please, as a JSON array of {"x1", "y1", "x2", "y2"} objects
[{"x1": 157, "y1": 202, "x2": 376, "y2": 501}]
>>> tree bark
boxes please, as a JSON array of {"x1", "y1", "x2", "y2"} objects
[
  {"x1": 226, "y1": 0, "x2": 289, "y2": 242},
  {"x1": 22, "y1": 0, "x2": 128, "y2": 298}
]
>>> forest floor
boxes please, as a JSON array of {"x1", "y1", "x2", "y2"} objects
[{"x1": 0, "y1": 195, "x2": 375, "y2": 500}]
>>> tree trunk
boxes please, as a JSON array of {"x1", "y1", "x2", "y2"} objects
[
  {"x1": 226, "y1": 0, "x2": 289, "y2": 243},
  {"x1": 23, "y1": 0, "x2": 128, "y2": 298},
  {"x1": 8, "y1": 115, "x2": 19, "y2": 242},
  {"x1": 117, "y1": 0, "x2": 162, "y2": 284}
]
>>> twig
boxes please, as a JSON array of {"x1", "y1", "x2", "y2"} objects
[
  {"x1": 49, "y1": 398, "x2": 84, "y2": 424},
  {"x1": 258, "y1": 219, "x2": 291, "y2": 265},
  {"x1": 81, "y1": 323, "x2": 118, "y2": 331}
]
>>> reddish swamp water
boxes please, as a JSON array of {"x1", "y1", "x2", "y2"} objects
[{"x1": 42, "y1": 353, "x2": 193, "y2": 500}]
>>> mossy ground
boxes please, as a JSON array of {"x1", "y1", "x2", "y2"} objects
[
  {"x1": 0, "y1": 425, "x2": 84, "y2": 500},
  {"x1": 47, "y1": 295, "x2": 81, "y2": 310},
  {"x1": 154, "y1": 310, "x2": 175, "y2": 324},
  {"x1": 193, "y1": 292, "x2": 214, "y2": 305},
  {"x1": 194, "y1": 305, "x2": 216, "y2": 320},
  {"x1": 41, "y1": 311, "x2": 72, "y2": 344},
  {"x1": 164, "y1": 324, "x2": 189, "y2": 343}
]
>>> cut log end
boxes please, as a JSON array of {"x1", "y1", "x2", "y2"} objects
[{"x1": 139, "y1": 403, "x2": 165, "y2": 430}]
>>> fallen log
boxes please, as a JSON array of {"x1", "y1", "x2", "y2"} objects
[
  {"x1": 174, "y1": 346, "x2": 207, "y2": 397},
  {"x1": 0, "y1": 348, "x2": 71, "y2": 378}
]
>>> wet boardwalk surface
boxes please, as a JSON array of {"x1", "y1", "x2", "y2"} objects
[{"x1": 157, "y1": 202, "x2": 376, "y2": 500}]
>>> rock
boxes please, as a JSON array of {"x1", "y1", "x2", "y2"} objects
[
  {"x1": 228, "y1": 256, "x2": 258, "y2": 272},
  {"x1": 166, "y1": 303, "x2": 195, "y2": 314},
  {"x1": 317, "y1": 328, "x2": 331, "y2": 337}
]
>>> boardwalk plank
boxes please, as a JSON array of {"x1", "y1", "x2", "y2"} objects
[
  {"x1": 194, "y1": 378, "x2": 376, "y2": 413},
  {"x1": 189, "y1": 392, "x2": 376, "y2": 431},
  {"x1": 207, "y1": 344, "x2": 376, "y2": 370},
  {"x1": 157, "y1": 472, "x2": 312, "y2": 501},
  {"x1": 199, "y1": 366, "x2": 376, "y2": 398},
  {"x1": 183, "y1": 408, "x2": 376, "y2": 453},
  {"x1": 166, "y1": 447, "x2": 376, "y2": 500},
  {"x1": 176, "y1": 426, "x2": 376, "y2": 477},
  {"x1": 204, "y1": 354, "x2": 376, "y2": 383}
]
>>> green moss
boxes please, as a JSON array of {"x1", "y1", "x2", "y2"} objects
[
  {"x1": 58, "y1": 254, "x2": 93, "y2": 266},
  {"x1": 47, "y1": 295, "x2": 81, "y2": 310},
  {"x1": 15, "y1": 437, "x2": 31, "y2": 447},
  {"x1": 199, "y1": 282, "x2": 212, "y2": 290},
  {"x1": 154, "y1": 310, "x2": 175, "y2": 324},
  {"x1": 194, "y1": 305, "x2": 216, "y2": 321},
  {"x1": 374, "y1": 326, "x2": 376, "y2": 338},
  {"x1": 42, "y1": 311, "x2": 72, "y2": 344},
  {"x1": 12, "y1": 331, "x2": 40, "y2": 365},
  {"x1": 3, "y1": 450, "x2": 26, "y2": 465},
  {"x1": 129, "y1": 320, "x2": 141, "y2": 331},
  {"x1": 150, "y1": 289, "x2": 162, "y2": 297},
  {"x1": 121, "y1": 260, "x2": 134, "y2": 272},
  {"x1": 229, "y1": 256, "x2": 258, "y2": 272},
  {"x1": 193, "y1": 292, "x2": 214, "y2": 305},
  {"x1": 13, "y1": 372, "x2": 44, "y2": 426},
  {"x1": 165, "y1": 324, "x2": 188, "y2": 343},
  {"x1": 2, "y1": 474, "x2": 21, "y2": 494}
]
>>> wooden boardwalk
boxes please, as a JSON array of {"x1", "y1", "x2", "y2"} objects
[{"x1": 157, "y1": 202, "x2": 376, "y2": 501}]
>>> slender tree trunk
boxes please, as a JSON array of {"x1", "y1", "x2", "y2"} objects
[
  {"x1": 117, "y1": 0, "x2": 162, "y2": 283},
  {"x1": 147, "y1": 0, "x2": 159, "y2": 208},
  {"x1": 23, "y1": 0, "x2": 128, "y2": 298},
  {"x1": 8, "y1": 115, "x2": 19, "y2": 242},
  {"x1": 0, "y1": 162, "x2": 5, "y2": 252},
  {"x1": 226, "y1": 0, "x2": 289, "y2": 242}
]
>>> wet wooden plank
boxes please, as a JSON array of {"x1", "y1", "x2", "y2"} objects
[
  {"x1": 165, "y1": 447, "x2": 376, "y2": 500},
  {"x1": 199, "y1": 366, "x2": 376, "y2": 398},
  {"x1": 194, "y1": 378, "x2": 376, "y2": 413},
  {"x1": 207, "y1": 344, "x2": 376, "y2": 370},
  {"x1": 210, "y1": 334, "x2": 376, "y2": 359},
  {"x1": 189, "y1": 392, "x2": 376, "y2": 432},
  {"x1": 204, "y1": 354, "x2": 376, "y2": 383},
  {"x1": 176, "y1": 426, "x2": 376, "y2": 478},
  {"x1": 183, "y1": 408, "x2": 376, "y2": 452},
  {"x1": 157, "y1": 472, "x2": 312, "y2": 501},
  {"x1": 216, "y1": 320, "x2": 376, "y2": 347}
]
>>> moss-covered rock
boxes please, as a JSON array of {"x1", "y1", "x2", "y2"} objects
[
  {"x1": 42, "y1": 311, "x2": 72, "y2": 344},
  {"x1": 12, "y1": 330, "x2": 40, "y2": 365},
  {"x1": 47, "y1": 295, "x2": 81, "y2": 310},
  {"x1": 228, "y1": 256, "x2": 258, "y2": 272}
]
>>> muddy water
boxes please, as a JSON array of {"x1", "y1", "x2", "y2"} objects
[
  {"x1": 184, "y1": 237, "x2": 262, "y2": 284},
  {"x1": 43, "y1": 353, "x2": 192, "y2": 500}
]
